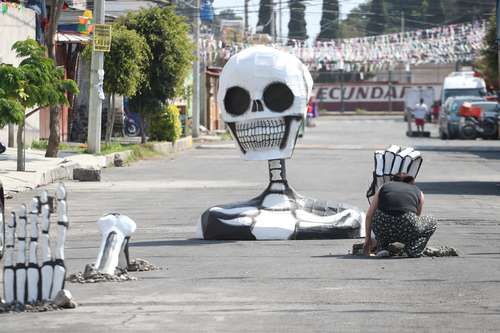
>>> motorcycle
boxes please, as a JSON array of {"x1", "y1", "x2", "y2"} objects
[
  {"x1": 123, "y1": 111, "x2": 141, "y2": 137},
  {"x1": 459, "y1": 116, "x2": 498, "y2": 140}
]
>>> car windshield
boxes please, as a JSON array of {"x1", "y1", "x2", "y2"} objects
[{"x1": 444, "y1": 89, "x2": 485, "y2": 100}]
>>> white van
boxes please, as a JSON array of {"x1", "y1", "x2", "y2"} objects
[{"x1": 441, "y1": 71, "x2": 486, "y2": 105}]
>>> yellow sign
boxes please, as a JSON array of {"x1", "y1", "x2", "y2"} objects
[{"x1": 93, "y1": 24, "x2": 112, "y2": 52}]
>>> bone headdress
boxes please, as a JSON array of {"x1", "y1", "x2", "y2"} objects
[{"x1": 218, "y1": 46, "x2": 313, "y2": 161}]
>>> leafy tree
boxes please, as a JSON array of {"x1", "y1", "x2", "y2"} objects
[
  {"x1": 44, "y1": 0, "x2": 67, "y2": 157},
  {"x1": 317, "y1": 0, "x2": 339, "y2": 40},
  {"x1": 218, "y1": 9, "x2": 242, "y2": 20},
  {"x1": 478, "y1": 12, "x2": 498, "y2": 88},
  {"x1": 366, "y1": 0, "x2": 387, "y2": 36},
  {"x1": 339, "y1": 2, "x2": 372, "y2": 38},
  {"x1": 288, "y1": 0, "x2": 308, "y2": 41},
  {"x1": 212, "y1": 9, "x2": 243, "y2": 39},
  {"x1": 423, "y1": 0, "x2": 445, "y2": 26},
  {"x1": 118, "y1": 6, "x2": 194, "y2": 143},
  {"x1": 103, "y1": 27, "x2": 150, "y2": 143},
  {"x1": 0, "y1": 39, "x2": 78, "y2": 170},
  {"x1": 0, "y1": 70, "x2": 25, "y2": 128},
  {"x1": 257, "y1": 0, "x2": 273, "y2": 35}
]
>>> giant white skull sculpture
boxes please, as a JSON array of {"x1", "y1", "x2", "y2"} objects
[
  {"x1": 218, "y1": 46, "x2": 313, "y2": 161},
  {"x1": 197, "y1": 46, "x2": 365, "y2": 241}
]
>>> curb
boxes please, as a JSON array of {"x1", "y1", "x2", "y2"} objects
[{"x1": 3, "y1": 136, "x2": 193, "y2": 196}]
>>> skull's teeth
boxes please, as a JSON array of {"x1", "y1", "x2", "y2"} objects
[{"x1": 235, "y1": 119, "x2": 286, "y2": 151}]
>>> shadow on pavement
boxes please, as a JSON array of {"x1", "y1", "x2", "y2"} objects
[
  {"x1": 311, "y1": 254, "x2": 409, "y2": 260},
  {"x1": 130, "y1": 239, "x2": 236, "y2": 247},
  {"x1": 418, "y1": 181, "x2": 500, "y2": 195}
]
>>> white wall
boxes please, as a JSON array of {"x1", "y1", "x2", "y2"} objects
[{"x1": 0, "y1": 7, "x2": 39, "y2": 146}]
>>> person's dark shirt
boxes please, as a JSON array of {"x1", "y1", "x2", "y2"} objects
[{"x1": 378, "y1": 181, "x2": 421, "y2": 215}]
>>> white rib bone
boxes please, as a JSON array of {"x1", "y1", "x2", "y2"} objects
[
  {"x1": 15, "y1": 205, "x2": 28, "y2": 304},
  {"x1": 27, "y1": 198, "x2": 40, "y2": 303},
  {"x1": 40, "y1": 190, "x2": 53, "y2": 301},
  {"x1": 50, "y1": 183, "x2": 68, "y2": 300},
  {"x1": 95, "y1": 214, "x2": 136, "y2": 275},
  {"x1": 3, "y1": 212, "x2": 16, "y2": 304}
]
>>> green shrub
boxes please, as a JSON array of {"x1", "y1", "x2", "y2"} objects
[
  {"x1": 31, "y1": 139, "x2": 48, "y2": 150},
  {"x1": 149, "y1": 104, "x2": 182, "y2": 142}
]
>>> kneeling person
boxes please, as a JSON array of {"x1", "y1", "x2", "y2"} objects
[{"x1": 363, "y1": 173, "x2": 437, "y2": 257}]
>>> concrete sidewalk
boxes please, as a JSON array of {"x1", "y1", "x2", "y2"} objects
[
  {"x1": 0, "y1": 148, "x2": 109, "y2": 195},
  {"x1": 0, "y1": 137, "x2": 193, "y2": 195}
]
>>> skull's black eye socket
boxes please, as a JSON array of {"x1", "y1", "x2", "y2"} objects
[
  {"x1": 224, "y1": 86, "x2": 251, "y2": 116},
  {"x1": 263, "y1": 82, "x2": 294, "y2": 112}
]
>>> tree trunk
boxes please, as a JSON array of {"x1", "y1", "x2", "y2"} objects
[
  {"x1": 140, "y1": 113, "x2": 146, "y2": 144},
  {"x1": 45, "y1": 106, "x2": 60, "y2": 157},
  {"x1": 44, "y1": 0, "x2": 65, "y2": 157},
  {"x1": 105, "y1": 93, "x2": 116, "y2": 143},
  {"x1": 16, "y1": 117, "x2": 25, "y2": 172}
]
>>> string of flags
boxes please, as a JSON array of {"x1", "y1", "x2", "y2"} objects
[{"x1": 201, "y1": 20, "x2": 488, "y2": 72}]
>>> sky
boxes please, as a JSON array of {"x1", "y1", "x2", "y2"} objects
[{"x1": 212, "y1": 0, "x2": 366, "y2": 42}]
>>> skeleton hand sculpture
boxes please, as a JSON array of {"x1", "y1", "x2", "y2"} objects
[
  {"x1": 197, "y1": 46, "x2": 365, "y2": 240},
  {"x1": 95, "y1": 213, "x2": 136, "y2": 275},
  {"x1": 366, "y1": 145, "x2": 423, "y2": 202},
  {"x1": 2, "y1": 183, "x2": 69, "y2": 304}
]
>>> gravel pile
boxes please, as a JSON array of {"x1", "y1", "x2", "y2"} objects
[
  {"x1": 423, "y1": 246, "x2": 459, "y2": 257},
  {"x1": 127, "y1": 258, "x2": 161, "y2": 272},
  {"x1": 0, "y1": 302, "x2": 61, "y2": 313},
  {"x1": 67, "y1": 264, "x2": 137, "y2": 283}
]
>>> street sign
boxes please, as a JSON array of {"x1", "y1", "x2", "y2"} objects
[{"x1": 93, "y1": 24, "x2": 112, "y2": 52}]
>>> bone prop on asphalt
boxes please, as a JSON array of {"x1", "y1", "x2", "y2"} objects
[
  {"x1": 50, "y1": 183, "x2": 68, "y2": 299},
  {"x1": 95, "y1": 214, "x2": 137, "y2": 275},
  {"x1": 3, "y1": 212, "x2": 16, "y2": 304},
  {"x1": 15, "y1": 205, "x2": 28, "y2": 304},
  {"x1": 27, "y1": 198, "x2": 40, "y2": 303},
  {"x1": 40, "y1": 190, "x2": 53, "y2": 301}
]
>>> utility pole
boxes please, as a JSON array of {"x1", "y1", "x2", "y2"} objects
[
  {"x1": 401, "y1": 11, "x2": 405, "y2": 34},
  {"x1": 278, "y1": 0, "x2": 282, "y2": 40},
  {"x1": 87, "y1": 0, "x2": 105, "y2": 154},
  {"x1": 191, "y1": 0, "x2": 200, "y2": 137},
  {"x1": 496, "y1": 0, "x2": 500, "y2": 90},
  {"x1": 244, "y1": 0, "x2": 249, "y2": 33},
  {"x1": 270, "y1": 6, "x2": 276, "y2": 42}
]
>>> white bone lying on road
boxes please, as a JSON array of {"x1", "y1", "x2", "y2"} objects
[{"x1": 95, "y1": 214, "x2": 136, "y2": 275}]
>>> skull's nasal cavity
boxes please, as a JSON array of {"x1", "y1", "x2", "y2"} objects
[{"x1": 252, "y1": 100, "x2": 264, "y2": 112}]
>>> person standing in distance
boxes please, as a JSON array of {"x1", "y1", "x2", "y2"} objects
[{"x1": 413, "y1": 98, "x2": 429, "y2": 133}]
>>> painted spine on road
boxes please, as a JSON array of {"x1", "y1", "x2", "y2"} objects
[{"x1": 198, "y1": 46, "x2": 365, "y2": 240}]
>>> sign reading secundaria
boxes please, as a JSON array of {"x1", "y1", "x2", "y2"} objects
[{"x1": 93, "y1": 24, "x2": 112, "y2": 52}]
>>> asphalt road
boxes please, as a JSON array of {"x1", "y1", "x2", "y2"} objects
[{"x1": 1, "y1": 116, "x2": 500, "y2": 332}]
